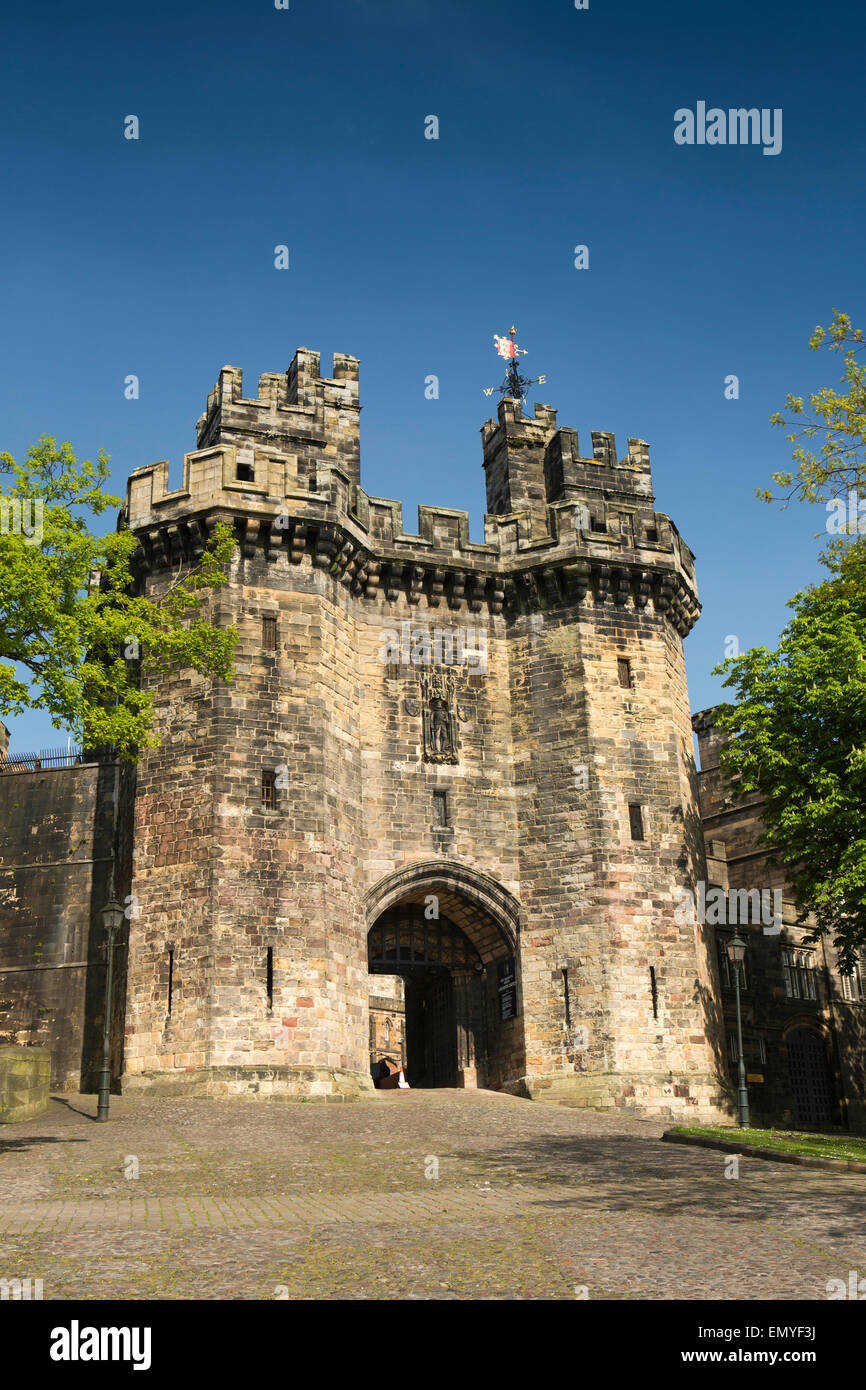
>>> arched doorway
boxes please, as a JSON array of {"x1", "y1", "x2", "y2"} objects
[
  {"x1": 368, "y1": 908, "x2": 486, "y2": 1087},
  {"x1": 786, "y1": 1027, "x2": 834, "y2": 1128},
  {"x1": 365, "y1": 862, "x2": 523, "y2": 1091}
]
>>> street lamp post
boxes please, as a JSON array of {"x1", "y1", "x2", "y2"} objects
[
  {"x1": 728, "y1": 932, "x2": 751, "y2": 1128},
  {"x1": 96, "y1": 898, "x2": 125, "y2": 1122}
]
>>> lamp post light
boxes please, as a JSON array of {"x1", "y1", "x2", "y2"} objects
[
  {"x1": 728, "y1": 931, "x2": 751, "y2": 1128},
  {"x1": 96, "y1": 897, "x2": 125, "y2": 1122}
]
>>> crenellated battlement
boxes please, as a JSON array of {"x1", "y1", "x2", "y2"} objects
[
  {"x1": 480, "y1": 396, "x2": 656, "y2": 547},
  {"x1": 122, "y1": 347, "x2": 699, "y2": 632},
  {"x1": 197, "y1": 348, "x2": 360, "y2": 423},
  {"x1": 194, "y1": 347, "x2": 361, "y2": 485},
  {"x1": 480, "y1": 400, "x2": 650, "y2": 476}
]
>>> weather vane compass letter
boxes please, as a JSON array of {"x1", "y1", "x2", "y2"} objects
[{"x1": 484, "y1": 325, "x2": 546, "y2": 406}]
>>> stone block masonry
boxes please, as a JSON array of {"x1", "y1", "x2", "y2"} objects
[
  {"x1": 0, "y1": 346, "x2": 732, "y2": 1120},
  {"x1": 114, "y1": 346, "x2": 731, "y2": 1121},
  {"x1": 0, "y1": 1045, "x2": 50, "y2": 1121}
]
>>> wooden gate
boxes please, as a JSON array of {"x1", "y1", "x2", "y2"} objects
[
  {"x1": 452, "y1": 969, "x2": 487, "y2": 1079},
  {"x1": 426, "y1": 971, "x2": 457, "y2": 1087},
  {"x1": 404, "y1": 971, "x2": 457, "y2": 1087}
]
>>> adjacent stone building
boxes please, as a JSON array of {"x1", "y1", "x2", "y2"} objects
[
  {"x1": 693, "y1": 711, "x2": 866, "y2": 1132},
  {"x1": 368, "y1": 974, "x2": 405, "y2": 1072},
  {"x1": 0, "y1": 345, "x2": 859, "y2": 1125},
  {"x1": 0, "y1": 732, "x2": 133, "y2": 1092}
]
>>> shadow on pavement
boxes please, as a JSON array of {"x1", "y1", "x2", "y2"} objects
[{"x1": 0, "y1": 1134, "x2": 86, "y2": 1154}]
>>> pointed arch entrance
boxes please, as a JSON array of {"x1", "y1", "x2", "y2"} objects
[{"x1": 365, "y1": 862, "x2": 523, "y2": 1091}]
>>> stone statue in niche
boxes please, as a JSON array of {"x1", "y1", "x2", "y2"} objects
[
  {"x1": 420, "y1": 670, "x2": 459, "y2": 764},
  {"x1": 430, "y1": 699, "x2": 450, "y2": 755}
]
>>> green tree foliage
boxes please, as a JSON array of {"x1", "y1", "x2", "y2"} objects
[
  {"x1": 0, "y1": 436, "x2": 236, "y2": 759},
  {"x1": 762, "y1": 309, "x2": 866, "y2": 508},
  {"x1": 713, "y1": 540, "x2": 866, "y2": 969}
]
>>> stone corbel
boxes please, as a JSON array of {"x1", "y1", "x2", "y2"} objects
[
  {"x1": 382, "y1": 561, "x2": 400, "y2": 601},
  {"x1": 635, "y1": 569, "x2": 653, "y2": 608},
  {"x1": 429, "y1": 568, "x2": 446, "y2": 608},
  {"x1": 334, "y1": 538, "x2": 356, "y2": 580},
  {"x1": 593, "y1": 564, "x2": 611, "y2": 603},
  {"x1": 350, "y1": 551, "x2": 370, "y2": 594},
  {"x1": 363, "y1": 558, "x2": 381, "y2": 598},
  {"x1": 540, "y1": 567, "x2": 560, "y2": 605},
  {"x1": 517, "y1": 572, "x2": 540, "y2": 612},
  {"x1": 289, "y1": 522, "x2": 306, "y2": 564},
  {"x1": 313, "y1": 524, "x2": 339, "y2": 569},
  {"x1": 406, "y1": 565, "x2": 425, "y2": 605},
  {"x1": 466, "y1": 574, "x2": 484, "y2": 614},
  {"x1": 164, "y1": 524, "x2": 182, "y2": 563},
  {"x1": 612, "y1": 568, "x2": 631, "y2": 606},
  {"x1": 448, "y1": 572, "x2": 466, "y2": 610},
  {"x1": 562, "y1": 560, "x2": 590, "y2": 603},
  {"x1": 146, "y1": 528, "x2": 167, "y2": 568},
  {"x1": 242, "y1": 517, "x2": 268, "y2": 558},
  {"x1": 656, "y1": 574, "x2": 675, "y2": 613}
]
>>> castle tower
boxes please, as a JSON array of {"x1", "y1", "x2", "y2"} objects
[{"x1": 119, "y1": 350, "x2": 729, "y2": 1119}]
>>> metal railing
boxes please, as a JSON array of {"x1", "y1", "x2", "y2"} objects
[{"x1": 0, "y1": 745, "x2": 113, "y2": 774}]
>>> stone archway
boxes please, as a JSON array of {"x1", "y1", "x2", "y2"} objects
[{"x1": 364, "y1": 862, "x2": 524, "y2": 1091}]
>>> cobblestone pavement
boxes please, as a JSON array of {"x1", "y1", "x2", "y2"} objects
[{"x1": 1, "y1": 1090, "x2": 863, "y2": 1300}]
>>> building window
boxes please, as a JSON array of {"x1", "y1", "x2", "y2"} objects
[
  {"x1": 782, "y1": 947, "x2": 817, "y2": 1001},
  {"x1": 433, "y1": 790, "x2": 448, "y2": 826},
  {"x1": 646, "y1": 527, "x2": 658, "y2": 543},
  {"x1": 717, "y1": 934, "x2": 749, "y2": 991},
  {"x1": 617, "y1": 657, "x2": 632, "y2": 690},
  {"x1": 590, "y1": 516, "x2": 606, "y2": 533},
  {"x1": 261, "y1": 770, "x2": 277, "y2": 811},
  {"x1": 729, "y1": 1035, "x2": 764, "y2": 1067},
  {"x1": 649, "y1": 965, "x2": 658, "y2": 1020},
  {"x1": 167, "y1": 947, "x2": 174, "y2": 1017},
  {"x1": 628, "y1": 804, "x2": 644, "y2": 842},
  {"x1": 840, "y1": 959, "x2": 864, "y2": 1002},
  {"x1": 262, "y1": 615, "x2": 277, "y2": 652},
  {"x1": 266, "y1": 947, "x2": 274, "y2": 1011},
  {"x1": 236, "y1": 460, "x2": 255, "y2": 482},
  {"x1": 384, "y1": 1019, "x2": 391, "y2": 1045}
]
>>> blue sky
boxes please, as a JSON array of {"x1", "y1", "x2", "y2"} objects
[{"x1": 2, "y1": 0, "x2": 864, "y2": 753}]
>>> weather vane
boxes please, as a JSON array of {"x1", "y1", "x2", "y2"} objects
[{"x1": 484, "y1": 325, "x2": 546, "y2": 406}]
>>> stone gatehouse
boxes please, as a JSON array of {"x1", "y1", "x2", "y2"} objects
[{"x1": 0, "y1": 345, "x2": 774, "y2": 1121}]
